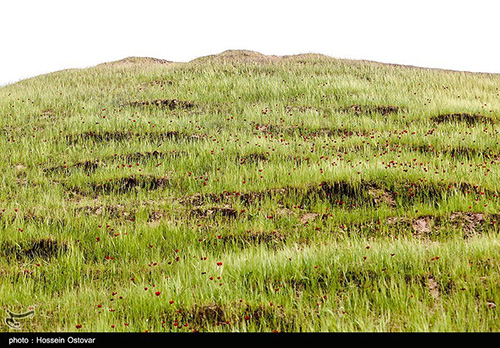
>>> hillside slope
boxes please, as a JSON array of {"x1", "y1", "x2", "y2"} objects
[{"x1": 1, "y1": 50, "x2": 500, "y2": 332}]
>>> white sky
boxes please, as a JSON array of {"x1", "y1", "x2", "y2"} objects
[{"x1": 1, "y1": 0, "x2": 499, "y2": 86}]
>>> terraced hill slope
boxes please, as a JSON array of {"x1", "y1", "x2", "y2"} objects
[{"x1": 1, "y1": 50, "x2": 500, "y2": 332}]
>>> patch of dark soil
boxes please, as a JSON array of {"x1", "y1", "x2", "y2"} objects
[
  {"x1": 179, "y1": 301, "x2": 289, "y2": 330},
  {"x1": 251, "y1": 123, "x2": 282, "y2": 134},
  {"x1": 147, "y1": 210, "x2": 165, "y2": 223},
  {"x1": 285, "y1": 105, "x2": 321, "y2": 114},
  {"x1": 128, "y1": 99, "x2": 196, "y2": 110},
  {"x1": 414, "y1": 144, "x2": 499, "y2": 160},
  {"x1": 181, "y1": 180, "x2": 493, "y2": 212},
  {"x1": 191, "y1": 206, "x2": 238, "y2": 219},
  {"x1": 115, "y1": 150, "x2": 186, "y2": 163},
  {"x1": 314, "y1": 181, "x2": 381, "y2": 207},
  {"x1": 66, "y1": 130, "x2": 181, "y2": 145},
  {"x1": 341, "y1": 104, "x2": 404, "y2": 116},
  {"x1": 251, "y1": 123, "x2": 360, "y2": 138},
  {"x1": 180, "y1": 180, "x2": 393, "y2": 209},
  {"x1": 386, "y1": 215, "x2": 436, "y2": 235},
  {"x1": 88, "y1": 175, "x2": 169, "y2": 194},
  {"x1": 45, "y1": 160, "x2": 102, "y2": 174},
  {"x1": 147, "y1": 80, "x2": 174, "y2": 87},
  {"x1": 1, "y1": 238, "x2": 68, "y2": 260},
  {"x1": 386, "y1": 212, "x2": 500, "y2": 237},
  {"x1": 431, "y1": 113, "x2": 493, "y2": 125},
  {"x1": 447, "y1": 147, "x2": 498, "y2": 159},
  {"x1": 188, "y1": 303, "x2": 226, "y2": 326},
  {"x1": 238, "y1": 153, "x2": 268, "y2": 165},
  {"x1": 249, "y1": 121, "x2": 368, "y2": 139},
  {"x1": 448, "y1": 212, "x2": 496, "y2": 236},
  {"x1": 366, "y1": 186, "x2": 396, "y2": 206}
]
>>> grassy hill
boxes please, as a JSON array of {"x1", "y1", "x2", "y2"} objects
[{"x1": 1, "y1": 50, "x2": 500, "y2": 332}]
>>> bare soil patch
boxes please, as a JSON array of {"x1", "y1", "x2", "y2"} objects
[
  {"x1": 88, "y1": 175, "x2": 169, "y2": 194},
  {"x1": 45, "y1": 160, "x2": 102, "y2": 174},
  {"x1": 128, "y1": 99, "x2": 196, "y2": 110},
  {"x1": 300, "y1": 213, "x2": 321, "y2": 224},
  {"x1": 238, "y1": 153, "x2": 268, "y2": 165},
  {"x1": 114, "y1": 150, "x2": 186, "y2": 163},
  {"x1": 431, "y1": 113, "x2": 494, "y2": 125},
  {"x1": 191, "y1": 206, "x2": 238, "y2": 220},
  {"x1": 341, "y1": 104, "x2": 404, "y2": 116},
  {"x1": 1, "y1": 238, "x2": 68, "y2": 260},
  {"x1": 387, "y1": 212, "x2": 500, "y2": 236},
  {"x1": 179, "y1": 180, "x2": 394, "y2": 209},
  {"x1": 147, "y1": 210, "x2": 165, "y2": 225},
  {"x1": 66, "y1": 130, "x2": 181, "y2": 144}
]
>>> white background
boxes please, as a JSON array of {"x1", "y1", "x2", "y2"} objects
[{"x1": 1, "y1": 0, "x2": 499, "y2": 86}]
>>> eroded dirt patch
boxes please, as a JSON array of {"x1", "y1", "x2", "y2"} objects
[
  {"x1": 412, "y1": 216, "x2": 433, "y2": 234},
  {"x1": 45, "y1": 151, "x2": 186, "y2": 175},
  {"x1": 448, "y1": 212, "x2": 492, "y2": 236},
  {"x1": 114, "y1": 150, "x2": 186, "y2": 163},
  {"x1": 147, "y1": 210, "x2": 166, "y2": 226},
  {"x1": 366, "y1": 186, "x2": 396, "y2": 206},
  {"x1": 1, "y1": 238, "x2": 68, "y2": 260},
  {"x1": 179, "y1": 180, "x2": 393, "y2": 209},
  {"x1": 191, "y1": 206, "x2": 238, "y2": 220},
  {"x1": 341, "y1": 104, "x2": 404, "y2": 116},
  {"x1": 81, "y1": 175, "x2": 169, "y2": 194},
  {"x1": 387, "y1": 212, "x2": 500, "y2": 236},
  {"x1": 285, "y1": 105, "x2": 321, "y2": 114},
  {"x1": 173, "y1": 300, "x2": 288, "y2": 330},
  {"x1": 45, "y1": 160, "x2": 102, "y2": 174},
  {"x1": 128, "y1": 99, "x2": 196, "y2": 110},
  {"x1": 237, "y1": 153, "x2": 268, "y2": 165},
  {"x1": 431, "y1": 113, "x2": 493, "y2": 125},
  {"x1": 427, "y1": 276, "x2": 440, "y2": 300},
  {"x1": 413, "y1": 144, "x2": 499, "y2": 159},
  {"x1": 300, "y1": 213, "x2": 321, "y2": 224},
  {"x1": 65, "y1": 130, "x2": 181, "y2": 144},
  {"x1": 188, "y1": 303, "x2": 227, "y2": 326}
]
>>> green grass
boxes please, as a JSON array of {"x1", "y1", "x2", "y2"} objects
[{"x1": 1, "y1": 50, "x2": 500, "y2": 332}]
